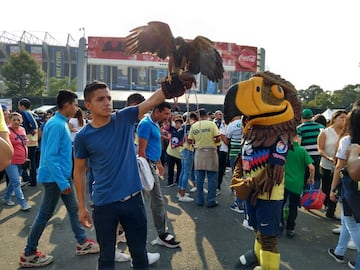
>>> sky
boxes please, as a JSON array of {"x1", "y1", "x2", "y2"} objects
[{"x1": 1, "y1": 0, "x2": 359, "y2": 91}]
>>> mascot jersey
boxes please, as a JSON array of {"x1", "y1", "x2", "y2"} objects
[{"x1": 242, "y1": 138, "x2": 288, "y2": 200}]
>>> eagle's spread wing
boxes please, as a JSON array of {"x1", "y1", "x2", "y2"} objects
[
  {"x1": 124, "y1": 21, "x2": 174, "y2": 59},
  {"x1": 188, "y1": 36, "x2": 224, "y2": 82},
  {"x1": 124, "y1": 21, "x2": 224, "y2": 82}
]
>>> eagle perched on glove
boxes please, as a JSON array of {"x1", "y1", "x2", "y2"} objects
[
  {"x1": 124, "y1": 21, "x2": 224, "y2": 98},
  {"x1": 224, "y1": 71, "x2": 302, "y2": 204}
]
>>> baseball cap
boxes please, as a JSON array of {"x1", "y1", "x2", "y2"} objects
[
  {"x1": 1, "y1": 104, "x2": 8, "y2": 111},
  {"x1": 197, "y1": 108, "x2": 207, "y2": 117},
  {"x1": 302, "y1": 108, "x2": 313, "y2": 119}
]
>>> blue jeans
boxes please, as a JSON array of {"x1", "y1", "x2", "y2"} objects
[
  {"x1": 335, "y1": 204, "x2": 360, "y2": 269},
  {"x1": 229, "y1": 156, "x2": 244, "y2": 212},
  {"x1": 229, "y1": 156, "x2": 237, "y2": 172},
  {"x1": 4, "y1": 164, "x2": 27, "y2": 207},
  {"x1": 25, "y1": 182, "x2": 87, "y2": 255},
  {"x1": 22, "y1": 146, "x2": 37, "y2": 185},
  {"x1": 92, "y1": 193, "x2": 148, "y2": 270},
  {"x1": 179, "y1": 149, "x2": 194, "y2": 190},
  {"x1": 195, "y1": 170, "x2": 217, "y2": 206}
]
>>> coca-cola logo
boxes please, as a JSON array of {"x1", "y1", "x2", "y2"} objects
[
  {"x1": 238, "y1": 54, "x2": 256, "y2": 62},
  {"x1": 237, "y1": 47, "x2": 257, "y2": 71}
]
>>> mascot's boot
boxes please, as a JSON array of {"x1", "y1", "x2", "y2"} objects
[
  {"x1": 257, "y1": 250, "x2": 280, "y2": 270},
  {"x1": 238, "y1": 249, "x2": 257, "y2": 268},
  {"x1": 237, "y1": 238, "x2": 261, "y2": 268}
]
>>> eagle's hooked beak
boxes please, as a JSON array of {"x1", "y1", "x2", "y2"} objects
[{"x1": 223, "y1": 77, "x2": 294, "y2": 133}]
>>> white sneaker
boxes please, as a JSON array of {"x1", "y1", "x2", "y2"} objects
[
  {"x1": 20, "y1": 181, "x2": 29, "y2": 187},
  {"x1": 147, "y1": 252, "x2": 160, "y2": 265},
  {"x1": 114, "y1": 249, "x2": 131, "y2": 262},
  {"x1": 242, "y1": 219, "x2": 254, "y2": 231},
  {"x1": 2, "y1": 198, "x2": 15, "y2": 206},
  {"x1": 189, "y1": 187, "x2": 197, "y2": 192},
  {"x1": 21, "y1": 203, "x2": 32, "y2": 211},
  {"x1": 348, "y1": 239, "x2": 357, "y2": 250},
  {"x1": 332, "y1": 227, "x2": 341, "y2": 235},
  {"x1": 130, "y1": 252, "x2": 160, "y2": 267},
  {"x1": 176, "y1": 192, "x2": 189, "y2": 198},
  {"x1": 203, "y1": 188, "x2": 208, "y2": 194},
  {"x1": 178, "y1": 195, "x2": 194, "y2": 202}
]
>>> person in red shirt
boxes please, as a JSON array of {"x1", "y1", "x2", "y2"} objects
[{"x1": 3, "y1": 112, "x2": 32, "y2": 211}]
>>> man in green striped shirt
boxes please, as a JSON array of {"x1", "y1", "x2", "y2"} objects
[{"x1": 296, "y1": 108, "x2": 325, "y2": 187}]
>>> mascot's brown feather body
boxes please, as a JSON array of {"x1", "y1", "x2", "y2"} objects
[
  {"x1": 224, "y1": 71, "x2": 302, "y2": 270},
  {"x1": 225, "y1": 71, "x2": 302, "y2": 203}
]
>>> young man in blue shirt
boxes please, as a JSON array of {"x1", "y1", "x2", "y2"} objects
[
  {"x1": 137, "y1": 102, "x2": 181, "y2": 248},
  {"x1": 73, "y1": 81, "x2": 187, "y2": 270},
  {"x1": 20, "y1": 90, "x2": 99, "y2": 268}
]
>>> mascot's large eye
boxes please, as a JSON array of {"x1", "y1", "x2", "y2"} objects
[{"x1": 271, "y1": 85, "x2": 284, "y2": 99}]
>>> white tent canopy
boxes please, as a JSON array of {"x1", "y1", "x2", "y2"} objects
[
  {"x1": 321, "y1": 108, "x2": 333, "y2": 121},
  {"x1": 321, "y1": 108, "x2": 346, "y2": 121}
]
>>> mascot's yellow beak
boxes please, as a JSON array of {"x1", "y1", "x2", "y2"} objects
[{"x1": 224, "y1": 76, "x2": 294, "y2": 133}]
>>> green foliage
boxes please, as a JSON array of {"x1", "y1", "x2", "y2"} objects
[
  {"x1": 47, "y1": 77, "x2": 77, "y2": 96},
  {"x1": 1, "y1": 50, "x2": 46, "y2": 97},
  {"x1": 298, "y1": 84, "x2": 360, "y2": 109},
  {"x1": 297, "y1": 85, "x2": 324, "y2": 105}
]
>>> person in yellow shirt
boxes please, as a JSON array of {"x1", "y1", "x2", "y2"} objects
[
  {"x1": 0, "y1": 105, "x2": 13, "y2": 171},
  {"x1": 188, "y1": 108, "x2": 220, "y2": 208},
  {"x1": 165, "y1": 116, "x2": 184, "y2": 187}
]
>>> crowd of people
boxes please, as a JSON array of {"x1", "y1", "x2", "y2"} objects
[{"x1": 1, "y1": 83, "x2": 360, "y2": 270}]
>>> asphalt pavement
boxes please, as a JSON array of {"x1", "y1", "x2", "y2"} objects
[{"x1": 0, "y1": 169, "x2": 357, "y2": 270}]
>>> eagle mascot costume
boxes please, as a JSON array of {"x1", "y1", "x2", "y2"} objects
[{"x1": 224, "y1": 71, "x2": 302, "y2": 270}]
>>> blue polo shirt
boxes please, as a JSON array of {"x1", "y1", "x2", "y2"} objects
[
  {"x1": 137, "y1": 114, "x2": 162, "y2": 162},
  {"x1": 37, "y1": 112, "x2": 72, "y2": 191}
]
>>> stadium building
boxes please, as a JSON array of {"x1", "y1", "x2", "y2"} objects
[{"x1": 0, "y1": 31, "x2": 265, "y2": 110}]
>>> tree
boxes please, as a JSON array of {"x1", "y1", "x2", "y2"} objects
[
  {"x1": 297, "y1": 84, "x2": 324, "y2": 106},
  {"x1": 308, "y1": 91, "x2": 333, "y2": 108},
  {"x1": 331, "y1": 85, "x2": 360, "y2": 110},
  {"x1": 1, "y1": 50, "x2": 46, "y2": 97},
  {"x1": 47, "y1": 77, "x2": 77, "y2": 96}
]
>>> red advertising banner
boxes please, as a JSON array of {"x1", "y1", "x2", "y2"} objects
[
  {"x1": 88, "y1": 37, "x2": 257, "y2": 72},
  {"x1": 214, "y1": 43, "x2": 257, "y2": 72},
  {"x1": 88, "y1": 37, "x2": 167, "y2": 63},
  {"x1": 214, "y1": 42, "x2": 238, "y2": 68}
]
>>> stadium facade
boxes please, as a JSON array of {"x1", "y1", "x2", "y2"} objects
[{"x1": 0, "y1": 31, "x2": 265, "y2": 109}]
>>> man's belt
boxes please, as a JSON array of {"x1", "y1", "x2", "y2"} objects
[{"x1": 119, "y1": 191, "x2": 141, "y2": 202}]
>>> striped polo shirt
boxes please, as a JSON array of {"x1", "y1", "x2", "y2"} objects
[{"x1": 296, "y1": 121, "x2": 325, "y2": 157}]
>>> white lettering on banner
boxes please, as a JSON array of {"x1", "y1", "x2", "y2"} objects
[{"x1": 238, "y1": 55, "x2": 256, "y2": 63}]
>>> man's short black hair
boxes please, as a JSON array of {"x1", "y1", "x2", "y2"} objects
[
  {"x1": 197, "y1": 108, "x2": 207, "y2": 117},
  {"x1": 153, "y1": 102, "x2": 171, "y2": 113},
  {"x1": 56, "y1": 90, "x2": 78, "y2": 110},
  {"x1": 126, "y1": 93, "x2": 145, "y2": 106},
  {"x1": 19, "y1": 98, "x2": 31, "y2": 109},
  {"x1": 84, "y1": 80, "x2": 108, "y2": 101}
]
